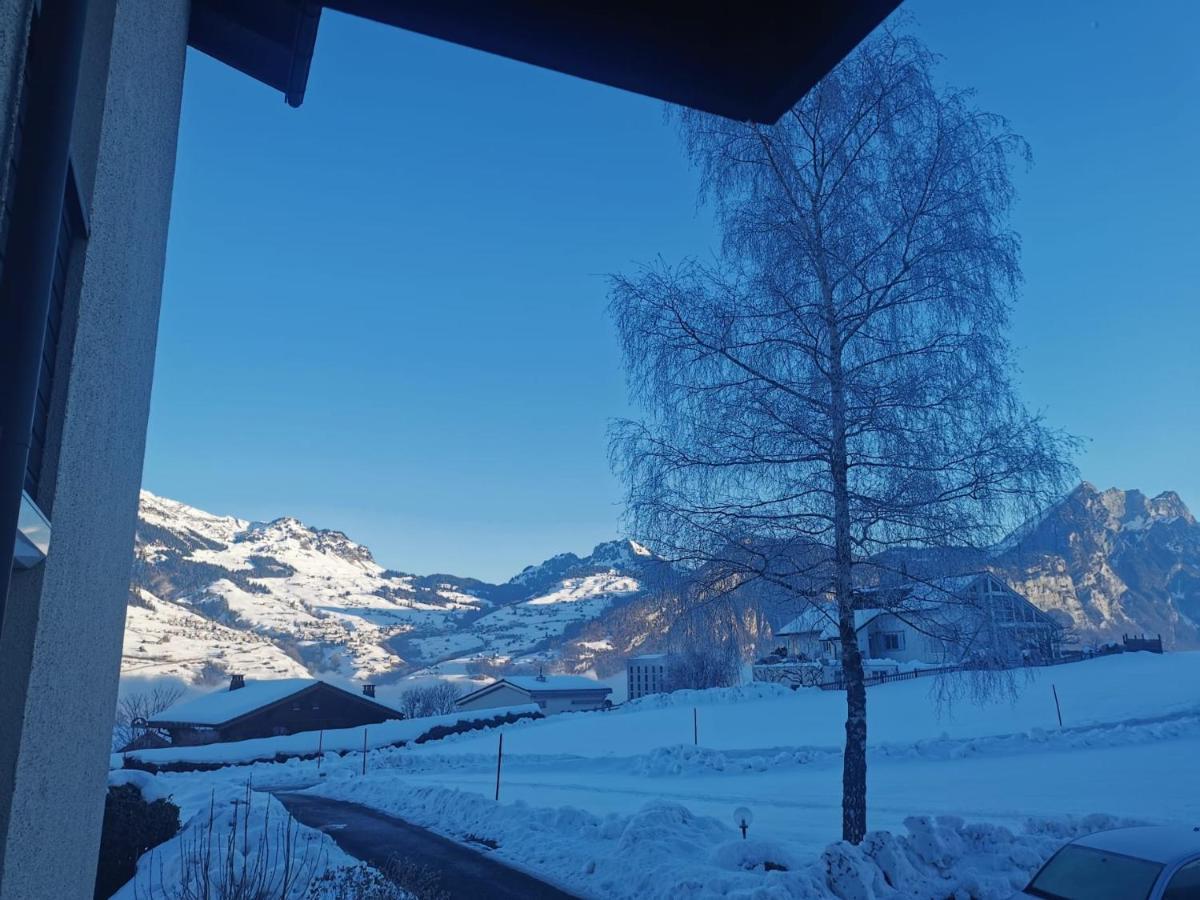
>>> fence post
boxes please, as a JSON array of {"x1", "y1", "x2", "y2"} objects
[
  {"x1": 316, "y1": 729, "x2": 324, "y2": 768},
  {"x1": 362, "y1": 727, "x2": 368, "y2": 775},
  {"x1": 693, "y1": 707, "x2": 698, "y2": 746},
  {"x1": 494, "y1": 733, "x2": 504, "y2": 801},
  {"x1": 1051, "y1": 684, "x2": 1063, "y2": 728}
]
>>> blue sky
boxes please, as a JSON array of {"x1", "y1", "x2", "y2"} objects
[{"x1": 144, "y1": 1, "x2": 1199, "y2": 582}]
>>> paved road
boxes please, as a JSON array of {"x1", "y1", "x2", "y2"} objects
[{"x1": 274, "y1": 792, "x2": 581, "y2": 900}]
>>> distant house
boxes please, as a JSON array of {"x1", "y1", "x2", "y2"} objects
[
  {"x1": 146, "y1": 676, "x2": 401, "y2": 746},
  {"x1": 626, "y1": 654, "x2": 669, "y2": 700},
  {"x1": 763, "y1": 573, "x2": 1062, "y2": 681},
  {"x1": 456, "y1": 674, "x2": 611, "y2": 715}
]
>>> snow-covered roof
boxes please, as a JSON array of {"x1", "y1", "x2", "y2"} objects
[
  {"x1": 868, "y1": 573, "x2": 986, "y2": 606},
  {"x1": 151, "y1": 678, "x2": 319, "y2": 726},
  {"x1": 775, "y1": 574, "x2": 1051, "y2": 642},
  {"x1": 776, "y1": 607, "x2": 879, "y2": 640},
  {"x1": 149, "y1": 677, "x2": 403, "y2": 726},
  {"x1": 458, "y1": 674, "x2": 611, "y2": 706},
  {"x1": 505, "y1": 675, "x2": 611, "y2": 694}
]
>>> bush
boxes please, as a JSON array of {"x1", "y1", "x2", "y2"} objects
[
  {"x1": 381, "y1": 855, "x2": 450, "y2": 900},
  {"x1": 413, "y1": 710, "x2": 541, "y2": 744},
  {"x1": 305, "y1": 865, "x2": 407, "y2": 899},
  {"x1": 94, "y1": 783, "x2": 180, "y2": 899},
  {"x1": 136, "y1": 783, "x2": 324, "y2": 900}
]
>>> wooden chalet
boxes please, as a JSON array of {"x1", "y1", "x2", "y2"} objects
[{"x1": 145, "y1": 675, "x2": 401, "y2": 746}]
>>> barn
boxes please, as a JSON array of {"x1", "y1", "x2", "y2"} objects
[{"x1": 144, "y1": 675, "x2": 402, "y2": 747}]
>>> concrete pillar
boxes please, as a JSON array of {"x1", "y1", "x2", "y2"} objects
[{"x1": 0, "y1": 0, "x2": 189, "y2": 895}]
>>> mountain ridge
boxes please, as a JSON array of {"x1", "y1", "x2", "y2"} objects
[{"x1": 123, "y1": 483, "x2": 1200, "y2": 692}]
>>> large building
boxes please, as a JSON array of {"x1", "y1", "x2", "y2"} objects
[
  {"x1": 626, "y1": 653, "x2": 669, "y2": 700},
  {"x1": 0, "y1": 2, "x2": 897, "y2": 895}
]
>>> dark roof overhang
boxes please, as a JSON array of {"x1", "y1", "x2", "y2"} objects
[
  {"x1": 190, "y1": 0, "x2": 902, "y2": 121},
  {"x1": 324, "y1": 0, "x2": 901, "y2": 123},
  {"x1": 189, "y1": 0, "x2": 321, "y2": 107}
]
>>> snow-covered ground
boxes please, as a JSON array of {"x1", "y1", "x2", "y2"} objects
[{"x1": 111, "y1": 652, "x2": 1200, "y2": 899}]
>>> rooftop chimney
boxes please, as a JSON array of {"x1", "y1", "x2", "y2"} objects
[
  {"x1": 362, "y1": 684, "x2": 376, "y2": 698},
  {"x1": 229, "y1": 673, "x2": 245, "y2": 691}
]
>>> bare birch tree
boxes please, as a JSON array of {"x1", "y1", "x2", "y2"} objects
[{"x1": 609, "y1": 23, "x2": 1075, "y2": 844}]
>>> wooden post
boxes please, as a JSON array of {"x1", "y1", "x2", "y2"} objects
[
  {"x1": 316, "y1": 729, "x2": 324, "y2": 768},
  {"x1": 494, "y1": 733, "x2": 504, "y2": 801},
  {"x1": 693, "y1": 707, "x2": 698, "y2": 746},
  {"x1": 362, "y1": 728, "x2": 368, "y2": 775},
  {"x1": 1051, "y1": 684, "x2": 1063, "y2": 728}
]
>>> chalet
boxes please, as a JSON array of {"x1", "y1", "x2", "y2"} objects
[
  {"x1": 764, "y1": 573, "x2": 1062, "y2": 679},
  {"x1": 456, "y1": 674, "x2": 611, "y2": 715},
  {"x1": 145, "y1": 676, "x2": 402, "y2": 747}
]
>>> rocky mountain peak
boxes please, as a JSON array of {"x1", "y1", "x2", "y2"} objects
[{"x1": 994, "y1": 482, "x2": 1200, "y2": 648}]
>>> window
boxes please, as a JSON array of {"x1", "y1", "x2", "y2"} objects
[
  {"x1": 881, "y1": 632, "x2": 904, "y2": 651},
  {"x1": 1026, "y1": 845, "x2": 1163, "y2": 900},
  {"x1": 1165, "y1": 860, "x2": 1200, "y2": 899}
]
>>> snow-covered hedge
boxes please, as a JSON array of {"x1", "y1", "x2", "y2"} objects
[{"x1": 116, "y1": 705, "x2": 541, "y2": 773}]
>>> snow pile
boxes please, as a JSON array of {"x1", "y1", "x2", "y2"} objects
[
  {"x1": 633, "y1": 745, "x2": 819, "y2": 777},
  {"x1": 111, "y1": 781, "x2": 366, "y2": 900},
  {"x1": 307, "y1": 776, "x2": 1127, "y2": 899},
  {"x1": 622, "y1": 681, "x2": 794, "y2": 711}
]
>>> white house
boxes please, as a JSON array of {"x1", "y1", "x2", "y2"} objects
[
  {"x1": 762, "y1": 573, "x2": 1062, "y2": 682},
  {"x1": 626, "y1": 654, "x2": 669, "y2": 700},
  {"x1": 456, "y1": 674, "x2": 612, "y2": 715}
]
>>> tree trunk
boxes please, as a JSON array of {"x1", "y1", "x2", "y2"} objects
[{"x1": 827, "y1": 292, "x2": 867, "y2": 845}]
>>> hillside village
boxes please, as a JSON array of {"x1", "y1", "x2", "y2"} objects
[
  {"x1": 123, "y1": 482, "x2": 1200, "y2": 704},
  {"x1": 98, "y1": 484, "x2": 1200, "y2": 896}
]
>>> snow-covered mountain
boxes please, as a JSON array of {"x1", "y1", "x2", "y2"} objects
[
  {"x1": 123, "y1": 483, "x2": 1200, "y2": 692},
  {"x1": 125, "y1": 492, "x2": 654, "y2": 688}
]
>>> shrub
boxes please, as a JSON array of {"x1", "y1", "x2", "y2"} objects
[
  {"x1": 136, "y1": 783, "x2": 324, "y2": 900},
  {"x1": 381, "y1": 855, "x2": 450, "y2": 900},
  {"x1": 305, "y1": 865, "x2": 407, "y2": 899},
  {"x1": 413, "y1": 710, "x2": 541, "y2": 744},
  {"x1": 94, "y1": 783, "x2": 180, "y2": 899}
]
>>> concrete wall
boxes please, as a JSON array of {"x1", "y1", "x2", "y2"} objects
[{"x1": 0, "y1": 1, "x2": 189, "y2": 896}]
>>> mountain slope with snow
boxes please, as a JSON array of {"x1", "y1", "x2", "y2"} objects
[
  {"x1": 122, "y1": 483, "x2": 1200, "y2": 693},
  {"x1": 126, "y1": 492, "x2": 655, "y2": 688}
]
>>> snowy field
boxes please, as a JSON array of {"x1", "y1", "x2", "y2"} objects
[{"x1": 112, "y1": 652, "x2": 1200, "y2": 898}]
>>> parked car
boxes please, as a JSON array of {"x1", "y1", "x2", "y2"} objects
[{"x1": 1017, "y1": 825, "x2": 1200, "y2": 899}]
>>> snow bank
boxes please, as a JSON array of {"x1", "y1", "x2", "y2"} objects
[
  {"x1": 111, "y1": 783, "x2": 368, "y2": 900},
  {"x1": 308, "y1": 775, "x2": 1135, "y2": 899},
  {"x1": 117, "y1": 705, "x2": 540, "y2": 771},
  {"x1": 412, "y1": 652, "x2": 1200, "y2": 759}
]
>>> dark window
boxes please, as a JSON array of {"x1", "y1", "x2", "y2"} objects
[
  {"x1": 0, "y1": 10, "x2": 84, "y2": 504},
  {"x1": 24, "y1": 175, "x2": 80, "y2": 501},
  {"x1": 1026, "y1": 845, "x2": 1163, "y2": 900},
  {"x1": 882, "y1": 632, "x2": 904, "y2": 651},
  {"x1": 1164, "y1": 860, "x2": 1200, "y2": 900}
]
